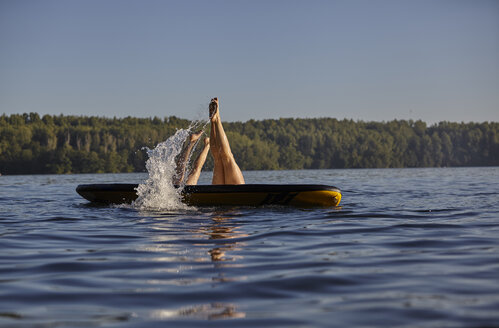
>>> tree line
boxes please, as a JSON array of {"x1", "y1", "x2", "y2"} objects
[{"x1": 0, "y1": 113, "x2": 498, "y2": 174}]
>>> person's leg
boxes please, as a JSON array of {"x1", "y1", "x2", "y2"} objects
[
  {"x1": 210, "y1": 109, "x2": 225, "y2": 185},
  {"x1": 186, "y1": 137, "x2": 210, "y2": 185},
  {"x1": 174, "y1": 130, "x2": 203, "y2": 185},
  {"x1": 209, "y1": 98, "x2": 245, "y2": 184}
]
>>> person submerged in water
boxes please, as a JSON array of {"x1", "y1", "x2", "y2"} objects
[{"x1": 175, "y1": 97, "x2": 245, "y2": 185}]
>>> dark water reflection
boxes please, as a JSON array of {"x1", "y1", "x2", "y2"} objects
[{"x1": 1, "y1": 168, "x2": 499, "y2": 327}]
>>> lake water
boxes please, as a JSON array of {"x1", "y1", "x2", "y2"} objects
[{"x1": 1, "y1": 168, "x2": 498, "y2": 327}]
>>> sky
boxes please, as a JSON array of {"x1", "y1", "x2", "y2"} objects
[{"x1": 0, "y1": 0, "x2": 498, "y2": 123}]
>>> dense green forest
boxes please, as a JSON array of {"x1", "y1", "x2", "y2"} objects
[{"x1": 0, "y1": 113, "x2": 498, "y2": 174}]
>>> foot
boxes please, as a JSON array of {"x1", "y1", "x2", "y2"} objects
[
  {"x1": 209, "y1": 97, "x2": 220, "y2": 122},
  {"x1": 189, "y1": 130, "x2": 204, "y2": 143}
]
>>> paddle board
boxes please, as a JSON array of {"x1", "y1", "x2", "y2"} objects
[{"x1": 76, "y1": 184, "x2": 342, "y2": 207}]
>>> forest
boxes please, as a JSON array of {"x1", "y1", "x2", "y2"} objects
[{"x1": 0, "y1": 113, "x2": 498, "y2": 175}]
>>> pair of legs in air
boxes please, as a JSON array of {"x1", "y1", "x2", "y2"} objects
[
  {"x1": 174, "y1": 131, "x2": 211, "y2": 185},
  {"x1": 175, "y1": 97, "x2": 245, "y2": 185}
]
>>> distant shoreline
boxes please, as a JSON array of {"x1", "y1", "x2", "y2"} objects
[
  {"x1": 2, "y1": 166, "x2": 499, "y2": 177},
  {"x1": 1, "y1": 113, "x2": 498, "y2": 175}
]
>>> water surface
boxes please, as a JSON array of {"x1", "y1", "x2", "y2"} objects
[{"x1": 1, "y1": 168, "x2": 498, "y2": 327}]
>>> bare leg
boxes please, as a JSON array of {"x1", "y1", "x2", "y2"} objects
[
  {"x1": 210, "y1": 116, "x2": 225, "y2": 185},
  {"x1": 174, "y1": 130, "x2": 203, "y2": 185},
  {"x1": 186, "y1": 137, "x2": 210, "y2": 185},
  {"x1": 209, "y1": 98, "x2": 245, "y2": 185}
]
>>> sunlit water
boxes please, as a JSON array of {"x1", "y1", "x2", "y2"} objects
[{"x1": 1, "y1": 167, "x2": 499, "y2": 327}]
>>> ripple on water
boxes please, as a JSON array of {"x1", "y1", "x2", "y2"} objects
[{"x1": 1, "y1": 168, "x2": 499, "y2": 327}]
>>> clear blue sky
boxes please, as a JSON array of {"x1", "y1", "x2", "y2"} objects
[{"x1": 1, "y1": 0, "x2": 498, "y2": 123}]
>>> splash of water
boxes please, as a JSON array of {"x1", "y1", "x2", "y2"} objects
[{"x1": 132, "y1": 127, "x2": 196, "y2": 211}]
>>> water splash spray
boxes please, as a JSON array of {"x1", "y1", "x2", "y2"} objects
[{"x1": 133, "y1": 120, "x2": 208, "y2": 211}]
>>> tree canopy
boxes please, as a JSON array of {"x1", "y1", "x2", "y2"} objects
[{"x1": 0, "y1": 113, "x2": 497, "y2": 174}]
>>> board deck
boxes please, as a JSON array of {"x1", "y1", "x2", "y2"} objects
[{"x1": 76, "y1": 184, "x2": 342, "y2": 207}]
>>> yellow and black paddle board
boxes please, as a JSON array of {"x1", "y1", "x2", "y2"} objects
[{"x1": 76, "y1": 184, "x2": 342, "y2": 207}]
